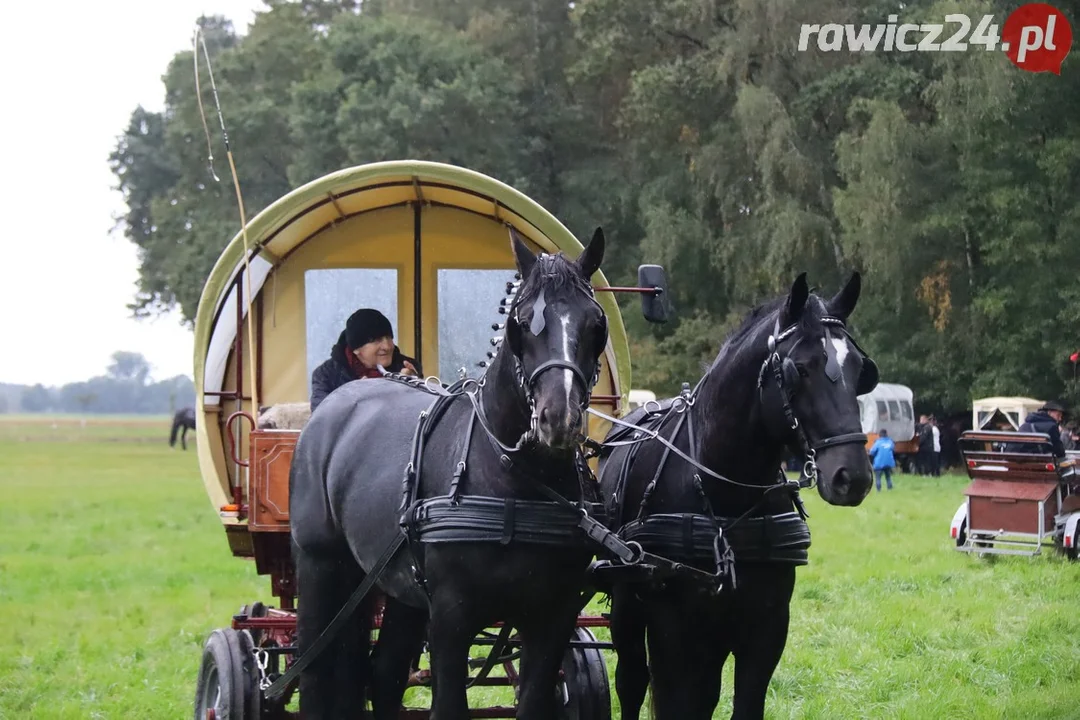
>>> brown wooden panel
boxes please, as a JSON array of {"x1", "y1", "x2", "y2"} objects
[
  {"x1": 225, "y1": 524, "x2": 254, "y2": 558},
  {"x1": 250, "y1": 430, "x2": 299, "y2": 532},
  {"x1": 963, "y1": 479, "x2": 1058, "y2": 501},
  {"x1": 965, "y1": 477, "x2": 1056, "y2": 535}
]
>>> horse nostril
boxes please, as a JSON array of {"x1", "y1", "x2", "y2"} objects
[
  {"x1": 538, "y1": 406, "x2": 549, "y2": 426},
  {"x1": 834, "y1": 468, "x2": 852, "y2": 489}
]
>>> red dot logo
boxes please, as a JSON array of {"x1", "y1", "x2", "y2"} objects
[{"x1": 1002, "y1": 4, "x2": 1072, "y2": 74}]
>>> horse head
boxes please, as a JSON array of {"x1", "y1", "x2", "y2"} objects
[
  {"x1": 760, "y1": 272, "x2": 876, "y2": 506},
  {"x1": 503, "y1": 227, "x2": 608, "y2": 452}
]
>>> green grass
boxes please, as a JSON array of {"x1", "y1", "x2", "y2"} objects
[
  {"x1": 1, "y1": 416, "x2": 1078, "y2": 718},
  {"x1": 0, "y1": 414, "x2": 174, "y2": 443}
]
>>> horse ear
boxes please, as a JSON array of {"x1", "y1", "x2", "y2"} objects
[
  {"x1": 784, "y1": 272, "x2": 810, "y2": 323},
  {"x1": 509, "y1": 227, "x2": 537, "y2": 279},
  {"x1": 576, "y1": 227, "x2": 605, "y2": 280},
  {"x1": 827, "y1": 272, "x2": 861, "y2": 320}
]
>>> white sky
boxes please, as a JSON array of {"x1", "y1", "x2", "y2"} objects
[{"x1": 0, "y1": 0, "x2": 267, "y2": 386}]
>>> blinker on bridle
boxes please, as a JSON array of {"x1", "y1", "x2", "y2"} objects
[{"x1": 763, "y1": 315, "x2": 870, "y2": 488}]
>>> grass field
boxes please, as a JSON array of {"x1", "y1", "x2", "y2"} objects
[{"x1": 1, "y1": 415, "x2": 1078, "y2": 719}]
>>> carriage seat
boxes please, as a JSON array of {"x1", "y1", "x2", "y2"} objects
[{"x1": 257, "y1": 402, "x2": 312, "y2": 430}]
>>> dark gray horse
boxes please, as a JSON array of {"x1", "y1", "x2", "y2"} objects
[
  {"x1": 596, "y1": 273, "x2": 876, "y2": 720},
  {"x1": 288, "y1": 227, "x2": 610, "y2": 719},
  {"x1": 169, "y1": 407, "x2": 195, "y2": 450}
]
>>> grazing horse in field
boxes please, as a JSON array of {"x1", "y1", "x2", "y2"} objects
[
  {"x1": 169, "y1": 407, "x2": 196, "y2": 450},
  {"x1": 596, "y1": 273, "x2": 876, "y2": 720},
  {"x1": 288, "y1": 227, "x2": 610, "y2": 719}
]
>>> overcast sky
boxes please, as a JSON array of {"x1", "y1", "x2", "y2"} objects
[{"x1": 0, "y1": 0, "x2": 267, "y2": 386}]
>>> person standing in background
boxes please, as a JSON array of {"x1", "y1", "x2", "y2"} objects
[
  {"x1": 915, "y1": 415, "x2": 934, "y2": 475},
  {"x1": 869, "y1": 428, "x2": 896, "y2": 491},
  {"x1": 931, "y1": 416, "x2": 942, "y2": 476}
]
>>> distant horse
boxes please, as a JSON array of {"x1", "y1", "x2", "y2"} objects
[
  {"x1": 169, "y1": 407, "x2": 196, "y2": 450},
  {"x1": 596, "y1": 272, "x2": 877, "y2": 720},
  {"x1": 288, "y1": 228, "x2": 610, "y2": 719}
]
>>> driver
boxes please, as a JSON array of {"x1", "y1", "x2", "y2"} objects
[
  {"x1": 1012, "y1": 401, "x2": 1068, "y2": 457},
  {"x1": 310, "y1": 308, "x2": 421, "y2": 411}
]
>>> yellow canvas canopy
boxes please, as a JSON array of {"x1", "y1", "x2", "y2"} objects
[
  {"x1": 193, "y1": 161, "x2": 632, "y2": 522},
  {"x1": 972, "y1": 396, "x2": 1045, "y2": 431}
]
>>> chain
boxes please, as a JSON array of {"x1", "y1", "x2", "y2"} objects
[
  {"x1": 801, "y1": 447, "x2": 819, "y2": 490},
  {"x1": 255, "y1": 648, "x2": 271, "y2": 691}
]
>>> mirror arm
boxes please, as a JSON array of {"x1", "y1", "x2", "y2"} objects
[{"x1": 593, "y1": 286, "x2": 663, "y2": 295}]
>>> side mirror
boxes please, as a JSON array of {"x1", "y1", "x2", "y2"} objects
[{"x1": 638, "y1": 264, "x2": 670, "y2": 324}]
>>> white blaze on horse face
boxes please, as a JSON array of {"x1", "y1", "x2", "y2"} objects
[{"x1": 823, "y1": 336, "x2": 850, "y2": 386}]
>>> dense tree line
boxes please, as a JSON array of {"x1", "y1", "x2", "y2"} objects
[
  {"x1": 4, "y1": 353, "x2": 195, "y2": 414},
  {"x1": 110, "y1": 0, "x2": 1080, "y2": 414}
]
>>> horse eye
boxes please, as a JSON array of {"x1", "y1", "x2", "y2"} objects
[{"x1": 796, "y1": 365, "x2": 810, "y2": 378}]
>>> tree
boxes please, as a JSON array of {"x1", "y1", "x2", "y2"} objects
[
  {"x1": 106, "y1": 351, "x2": 152, "y2": 385},
  {"x1": 21, "y1": 384, "x2": 53, "y2": 413},
  {"x1": 109, "y1": 0, "x2": 1080, "y2": 413}
]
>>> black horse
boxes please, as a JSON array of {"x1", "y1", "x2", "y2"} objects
[
  {"x1": 169, "y1": 407, "x2": 196, "y2": 450},
  {"x1": 595, "y1": 273, "x2": 876, "y2": 720},
  {"x1": 288, "y1": 228, "x2": 610, "y2": 719}
]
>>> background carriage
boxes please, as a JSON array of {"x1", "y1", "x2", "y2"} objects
[
  {"x1": 856, "y1": 382, "x2": 918, "y2": 472},
  {"x1": 191, "y1": 160, "x2": 666, "y2": 719},
  {"x1": 949, "y1": 430, "x2": 1080, "y2": 559}
]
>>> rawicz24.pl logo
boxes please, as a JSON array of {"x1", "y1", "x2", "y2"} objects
[{"x1": 797, "y1": 3, "x2": 1073, "y2": 74}]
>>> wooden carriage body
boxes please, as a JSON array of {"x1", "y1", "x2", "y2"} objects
[
  {"x1": 953, "y1": 430, "x2": 1080, "y2": 556},
  {"x1": 192, "y1": 162, "x2": 636, "y2": 606}
]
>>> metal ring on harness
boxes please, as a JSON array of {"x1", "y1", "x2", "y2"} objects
[
  {"x1": 624, "y1": 540, "x2": 645, "y2": 565},
  {"x1": 644, "y1": 399, "x2": 662, "y2": 415}
]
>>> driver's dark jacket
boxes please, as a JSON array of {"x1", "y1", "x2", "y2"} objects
[
  {"x1": 1007, "y1": 410, "x2": 1065, "y2": 457},
  {"x1": 310, "y1": 332, "x2": 420, "y2": 411}
]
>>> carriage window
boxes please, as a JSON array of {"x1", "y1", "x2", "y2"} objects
[
  {"x1": 887, "y1": 400, "x2": 901, "y2": 420},
  {"x1": 304, "y1": 269, "x2": 399, "y2": 394},
  {"x1": 901, "y1": 402, "x2": 913, "y2": 421},
  {"x1": 437, "y1": 268, "x2": 516, "y2": 381},
  {"x1": 876, "y1": 401, "x2": 888, "y2": 421}
]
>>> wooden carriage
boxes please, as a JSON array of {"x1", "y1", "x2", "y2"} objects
[
  {"x1": 191, "y1": 161, "x2": 658, "y2": 719},
  {"x1": 949, "y1": 430, "x2": 1080, "y2": 558}
]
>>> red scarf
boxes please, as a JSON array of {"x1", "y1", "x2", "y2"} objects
[{"x1": 345, "y1": 346, "x2": 384, "y2": 379}]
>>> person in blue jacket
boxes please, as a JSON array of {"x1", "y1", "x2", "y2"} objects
[{"x1": 869, "y1": 428, "x2": 896, "y2": 491}]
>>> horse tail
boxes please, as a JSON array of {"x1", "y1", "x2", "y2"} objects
[{"x1": 170, "y1": 414, "x2": 181, "y2": 447}]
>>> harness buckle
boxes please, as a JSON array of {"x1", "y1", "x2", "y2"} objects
[
  {"x1": 801, "y1": 448, "x2": 818, "y2": 489},
  {"x1": 713, "y1": 531, "x2": 736, "y2": 591}
]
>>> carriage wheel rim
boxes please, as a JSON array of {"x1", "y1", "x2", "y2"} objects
[{"x1": 202, "y1": 665, "x2": 224, "y2": 714}]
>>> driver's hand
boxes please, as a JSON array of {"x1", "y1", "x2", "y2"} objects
[{"x1": 401, "y1": 360, "x2": 418, "y2": 377}]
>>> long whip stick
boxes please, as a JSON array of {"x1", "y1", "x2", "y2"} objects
[{"x1": 193, "y1": 26, "x2": 259, "y2": 414}]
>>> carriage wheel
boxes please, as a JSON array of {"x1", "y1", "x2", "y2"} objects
[
  {"x1": 193, "y1": 628, "x2": 260, "y2": 720},
  {"x1": 555, "y1": 627, "x2": 612, "y2": 720}
]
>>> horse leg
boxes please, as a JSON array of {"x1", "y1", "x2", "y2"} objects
[
  {"x1": 181, "y1": 426, "x2": 187, "y2": 451},
  {"x1": 427, "y1": 592, "x2": 477, "y2": 720},
  {"x1": 515, "y1": 592, "x2": 582, "y2": 720},
  {"x1": 370, "y1": 596, "x2": 428, "y2": 720},
  {"x1": 295, "y1": 544, "x2": 371, "y2": 719},
  {"x1": 729, "y1": 568, "x2": 795, "y2": 720},
  {"x1": 645, "y1": 592, "x2": 726, "y2": 720},
  {"x1": 609, "y1": 585, "x2": 650, "y2": 720}
]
